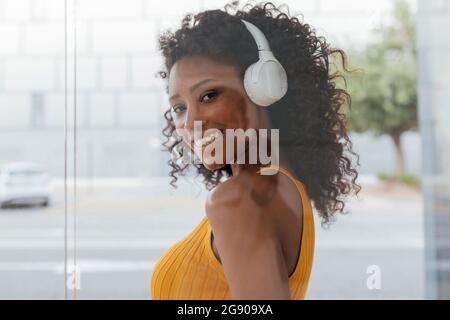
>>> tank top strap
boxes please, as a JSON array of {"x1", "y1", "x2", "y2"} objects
[
  {"x1": 256, "y1": 164, "x2": 315, "y2": 286},
  {"x1": 255, "y1": 163, "x2": 313, "y2": 227},
  {"x1": 256, "y1": 164, "x2": 304, "y2": 193}
]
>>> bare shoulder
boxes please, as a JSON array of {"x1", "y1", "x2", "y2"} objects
[
  {"x1": 205, "y1": 175, "x2": 245, "y2": 212},
  {"x1": 204, "y1": 172, "x2": 292, "y2": 299},
  {"x1": 205, "y1": 172, "x2": 276, "y2": 233},
  {"x1": 204, "y1": 170, "x2": 284, "y2": 263},
  {"x1": 205, "y1": 169, "x2": 302, "y2": 238}
]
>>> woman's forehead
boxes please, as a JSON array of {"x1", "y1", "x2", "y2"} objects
[{"x1": 168, "y1": 56, "x2": 241, "y2": 90}]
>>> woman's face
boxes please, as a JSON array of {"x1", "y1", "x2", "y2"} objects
[{"x1": 168, "y1": 55, "x2": 262, "y2": 171}]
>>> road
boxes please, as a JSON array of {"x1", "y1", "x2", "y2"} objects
[{"x1": 0, "y1": 176, "x2": 424, "y2": 299}]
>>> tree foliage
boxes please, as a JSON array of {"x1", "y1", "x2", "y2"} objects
[{"x1": 347, "y1": 0, "x2": 417, "y2": 175}]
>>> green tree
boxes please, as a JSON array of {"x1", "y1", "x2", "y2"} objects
[{"x1": 347, "y1": 0, "x2": 417, "y2": 176}]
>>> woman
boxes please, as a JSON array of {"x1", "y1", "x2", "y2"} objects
[{"x1": 150, "y1": 1, "x2": 360, "y2": 300}]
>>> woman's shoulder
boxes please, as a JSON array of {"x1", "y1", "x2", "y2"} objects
[
  {"x1": 205, "y1": 169, "x2": 280, "y2": 217},
  {"x1": 207, "y1": 175, "x2": 283, "y2": 247},
  {"x1": 205, "y1": 175, "x2": 245, "y2": 211},
  {"x1": 205, "y1": 169, "x2": 303, "y2": 247}
]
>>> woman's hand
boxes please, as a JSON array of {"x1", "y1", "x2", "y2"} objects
[{"x1": 205, "y1": 170, "x2": 292, "y2": 300}]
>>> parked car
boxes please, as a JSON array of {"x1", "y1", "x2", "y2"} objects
[{"x1": 0, "y1": 162, "x2": 52, "y2": 208}]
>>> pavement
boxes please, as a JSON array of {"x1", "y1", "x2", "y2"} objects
[{"x1": 0, "y1": 175, "x2": 424, "y2": 299}]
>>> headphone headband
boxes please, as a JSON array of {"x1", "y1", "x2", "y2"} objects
[
  {"x1": 240, "y1": 19, "x2": 288, "y2": 107},
  {"x1": 240, "y1": 19, "x2": 271, "y2": 52}
]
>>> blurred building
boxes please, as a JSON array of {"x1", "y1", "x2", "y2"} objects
[
  {"x1": 418, "y1": 0, "x2": 450, "y2": 299},
  {"x1": 0, "y1": 0, "x2": 172, "y2": 178},
  {"x1": 0, "y1": 0, "x2": 419, "y2": 178}
]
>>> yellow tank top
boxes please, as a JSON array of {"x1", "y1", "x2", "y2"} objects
[{"x1": 150, "y1": 165, "x2": 315, "y2": 299}]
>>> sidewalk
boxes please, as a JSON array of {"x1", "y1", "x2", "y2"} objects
[{"x1": 0, "y1": 174, "x2": 424, "y2": 299}]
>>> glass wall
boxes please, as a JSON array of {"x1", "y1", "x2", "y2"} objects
[
  {"x1": 418, "y1": 0, "x2": 450, "y2": 299},
  {"x1": 0, "y1": 0, "x2": 427, "y2": 300}
]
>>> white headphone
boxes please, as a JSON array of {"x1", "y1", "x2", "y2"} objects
[{"x1": 241, "y1": 19, "x2": 288, "y2": 107}]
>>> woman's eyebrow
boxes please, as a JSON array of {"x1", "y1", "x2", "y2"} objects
[{"x1": 169, "y1": 78, "x2": 217, "y2": 101}]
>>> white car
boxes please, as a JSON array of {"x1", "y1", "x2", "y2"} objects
[{"x1": 0, "y1": 162, "x2": 52, "y2": 208}]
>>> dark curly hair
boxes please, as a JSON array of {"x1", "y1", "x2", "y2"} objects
[{"x1": 156, "y1": 1, "x2": 360, "y2": 224}]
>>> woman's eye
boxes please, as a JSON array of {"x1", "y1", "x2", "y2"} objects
[
  {"x1": 172, "y1": 105, "x2": 186, "y2": 114},
  {"x1": 201, "y1": 90, "x2": 218, "y2": 103}
]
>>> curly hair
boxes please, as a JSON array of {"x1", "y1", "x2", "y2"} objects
[{"x1": 156, "y1": 1, "x2": 360, "y2": 224}]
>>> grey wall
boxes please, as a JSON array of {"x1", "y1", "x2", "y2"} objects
[{"x1": 0, "y1": 0, "x2": 419, "y2": 178}]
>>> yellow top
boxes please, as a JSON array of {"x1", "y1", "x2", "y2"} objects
[{"x1": 150, "y1": 165, "x2": 315, "y2": 299}]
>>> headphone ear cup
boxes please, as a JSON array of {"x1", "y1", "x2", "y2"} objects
[
  {"x1": 243, "y1": 62, "x2": 258, "y2": 105},
  {"x1": 243, "y1": 60, "x2": 288, "y2": 107}
]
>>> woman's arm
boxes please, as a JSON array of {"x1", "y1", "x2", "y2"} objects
[{"x1": 205, "y1": 175, "x2": 292, "y2": 300}]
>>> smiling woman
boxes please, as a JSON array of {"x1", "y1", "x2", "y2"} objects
[{"x1": 150, "y1": 1, "x2": 360, "y2": 300}]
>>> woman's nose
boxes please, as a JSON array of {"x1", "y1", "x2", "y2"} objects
[
  {"x1": 184, "y1": 105, "x2": 204, "y2": 135},
  {"x1": 174, "y1": 105, "x2": 203, "y2": 145}
]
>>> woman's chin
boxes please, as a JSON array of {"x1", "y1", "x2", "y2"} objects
[
  {"x1": 193, "y1": 146, "x2": 227, "y2": 171},
  {"x1": 202, "y1": 161, "x2": 227, "y2": 171},
  {"x1": 200, "y1": 153, "x2": 228, "y2": 171}
]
